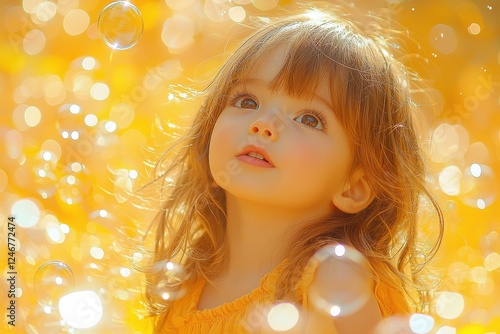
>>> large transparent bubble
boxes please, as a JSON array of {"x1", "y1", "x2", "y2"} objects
[
  {"x1": 98, "y1": 1, "x2": 144, "y2": 50},
  {"x1": 307, "y1": 244, "x2": 373, "y2": 318},
  {"x1": 34, "y1": 261, "x2": 75, "y2": 309}
]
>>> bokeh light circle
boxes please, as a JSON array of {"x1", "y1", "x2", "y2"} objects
[
  {"x1": 434, "y1": 291, "x2": 465, "y2": 320},
  {"x1": 58, "y1": 290, "x2": 103, "y2": 329},
  {"x1": 459, "y1": 164, "x2": 497, "y2": 209},
  {"x1": 34, "y1": 261, "x2": 75, "y2": 308},
  {"x1": 98, "y1": 1, "x2": 144, "y2": 50},
  {"x1": 11, "y1": 198, "x2": 41, "y2": 228},
  {"x1": 267, "y1": 303, "x2": 300, "y2": 331}
]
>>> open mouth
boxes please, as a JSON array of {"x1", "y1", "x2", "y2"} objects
[
  {"x1": 237, "y1": 145, "x2": 275, "y2": 167},
  {"x1": 247, "y1": 151, "x2": 268, "y2": 162}
]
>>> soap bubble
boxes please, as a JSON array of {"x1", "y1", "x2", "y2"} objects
[
  {"x1": 147, "y1": 260, "x2": 188, "y2": 307},
  {"x1": 98, "y1": 1, "x2": 144, "y2": 50},
  {"x1": 34, "y1": 261, "x2": 75, "y2": 308},
  {"x1": 56, "y1": 103, "x2": 85, "y2": 139},
  {"x1": 57, "y1": 162, "x2": 92, "y2": 205},
  {"x1": 307, "y1": 244, "x2": 372, "y2": 317}
]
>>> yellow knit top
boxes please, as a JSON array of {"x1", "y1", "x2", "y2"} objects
[{"x1": 157, "y1": 258, "x2": 408, "y2": 333}]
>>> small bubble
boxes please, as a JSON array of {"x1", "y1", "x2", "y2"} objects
[
  {"x1": 57, "y1": 162, "x2": 91, "y2": 205},
  {"x1": 148, "y1": 260, "x2": 188, "y2": 308},
  {"x1": 98, "y1": 1, "x2": 144, "y2": 50},
  {"x1": 487, "y1": 5, "x2": 492, "y2": 10},
  {"x1": 56, "y1": 104, "x2": 85, "y2": 138},
  {"x1": 34, "y1": 261, "x2": 75, "y2": 309}
]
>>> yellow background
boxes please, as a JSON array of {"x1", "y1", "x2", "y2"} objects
[{"x1": 1, "y1": 0, "x2": 499, "y2": 333}]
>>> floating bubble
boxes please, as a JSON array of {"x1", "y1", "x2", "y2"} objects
[
  {"x1": 148, "y1": 260, "x2": 188, "y2": 307},
  {"x1": 59, "y1": 290, "x2": 103, "y2": 329},
  {"x1": 57, "y1": 162, "x2": 92, "y2": 205},
  {"x1": 56, "y1": 103, "x2": 85, "y2": 139},
  {"x1": 34, "y1": 261, "x2": 75, "y2": 308},
  {"x1": 307, "y1": 244, "x2": 372, "y2": 317},
  {"x1": 98, "y1": 1, "x2": 144, "y2": 50}
]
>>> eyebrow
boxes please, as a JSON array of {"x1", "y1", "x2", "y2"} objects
[{"x1": 236, "y1": 77, "x2": 333, "y2": 110}]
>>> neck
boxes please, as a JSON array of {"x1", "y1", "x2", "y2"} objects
[{"x1": 221, "y1": 194, "x2": 316, "y2": 278}]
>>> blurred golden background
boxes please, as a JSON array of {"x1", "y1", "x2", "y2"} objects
[{"x1": 0, "y1": 0, "x2": 499, "y2": 333}]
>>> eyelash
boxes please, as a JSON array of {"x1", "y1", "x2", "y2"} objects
[
  {"x1": 229, "y1": 90, "x2": 257, "y2": 107},
  {"x1": 228, "y1": 90, "x2": 328, "y2": 131},
  {"x1": 299, "y1": 110, "x2": 328, "y2": 131}
]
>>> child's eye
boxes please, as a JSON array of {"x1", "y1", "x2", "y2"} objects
[
  {"x1": 234, "y1": 96, "x2": 259, "y2": 110},
  {"x1": 294, "y1": 113, "x2": 325, "y2": 130}
]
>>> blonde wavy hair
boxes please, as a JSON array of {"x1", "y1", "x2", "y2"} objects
[{"x1": 141, "y1": 4, "x2": 444, "y2": 330}]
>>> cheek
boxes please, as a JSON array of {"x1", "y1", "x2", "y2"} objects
[
  {"x1": 292, "y1": 139, "x2": 335, "y2": 164},
  {"x1": 289, "y1": 139, "x2": 350, "y2": 183},
  {"x1": 208, "y1": 115, "x2": 242, "y2": 185}
]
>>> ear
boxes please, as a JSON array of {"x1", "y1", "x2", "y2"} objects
[{"x1": 332, "y1": 169, "x2": 374, "y2": 214}]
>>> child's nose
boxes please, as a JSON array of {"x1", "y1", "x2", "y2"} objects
[{"x1": 248, "y1": 115, "x2": 279, "y2": 141}]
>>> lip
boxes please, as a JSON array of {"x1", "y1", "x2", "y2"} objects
[{"x1": 237, "y1": 145, "x2": 275, "y2": 168}]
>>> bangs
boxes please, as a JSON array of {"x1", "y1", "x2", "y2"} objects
[{"x1": 226, "y1": 19, "x2": 365, "y2": 116}]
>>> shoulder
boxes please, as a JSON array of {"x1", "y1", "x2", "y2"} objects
[{"x1": 296, "y1": 244, "x2": 383, "y2": 334}]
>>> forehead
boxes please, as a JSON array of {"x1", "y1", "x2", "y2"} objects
[
  {"x1": 240, "y1": 45, "x2": 333, "y2": 104},
  {"x1": 251, "y1": 46, "x2": 289, "y2": 83}
]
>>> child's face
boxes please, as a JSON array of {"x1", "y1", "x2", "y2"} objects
[{"x1": 209, "y1": 47, "x2": 353, "y2": 218}]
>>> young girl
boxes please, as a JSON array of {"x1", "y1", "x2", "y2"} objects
[{"x1": 140, "y1": 5, "x2": 444, "y2": 333}]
